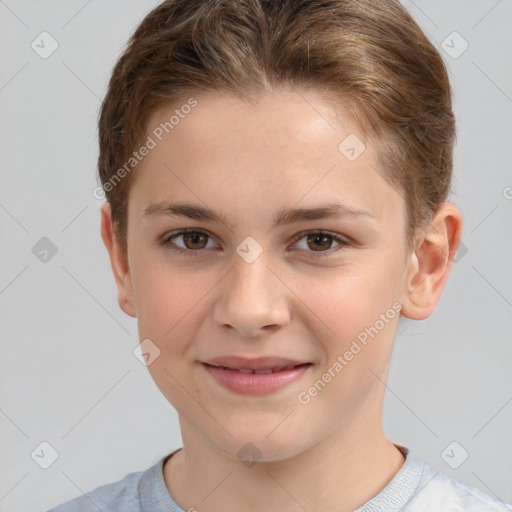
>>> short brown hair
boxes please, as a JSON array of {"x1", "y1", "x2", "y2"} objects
[{"x1": 98, "y1": 0, "x2": 455, "y2": 257}]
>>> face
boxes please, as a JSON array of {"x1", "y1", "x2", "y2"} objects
[{"x1": 117, "y1": 89, "x2": 414, "y2": 461}]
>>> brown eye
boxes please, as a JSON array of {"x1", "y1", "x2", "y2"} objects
[
  {"x1": 306, "y1": 233, "x2": 334, "y2": 251},
  {"x1": 182, "y1": 232, "x2": 208, "y2": 250},
  {"x1": 161, "y1": 229, "x2": 217, "y2": 255},
  {"x1": 293, "y1": 230, "x2": 350, "y2": 258}
]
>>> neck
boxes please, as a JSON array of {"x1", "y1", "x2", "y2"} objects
[{"x1": 164, "y1": 418, "x2": 406, "y2": 512}]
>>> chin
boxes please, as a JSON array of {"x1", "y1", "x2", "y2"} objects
[{"x1": 212, "y1": 427, "x2": 312, "y2": 465}]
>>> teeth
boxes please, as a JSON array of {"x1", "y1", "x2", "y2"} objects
[
  {"x1": 208, "y1": 364, "x2": 304, "y2": 373},
  {"x1": 234, "y1": 366, "x2": 298, "y2": 374}
]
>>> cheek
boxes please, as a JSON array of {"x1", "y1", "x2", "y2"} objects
[
  {"x1": 296, "y1": 271, "x2": 371, "y2": 332},
  {"x1": 295, "y1": 266, "x2": 400, "y2": 356},
  {"x1": 131, "y1": 256, "x2": 212, "y2": 347}
]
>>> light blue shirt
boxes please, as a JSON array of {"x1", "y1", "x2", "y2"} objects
[{"x1": 47, "y1": 445, "x2": 512, "y2": 511}]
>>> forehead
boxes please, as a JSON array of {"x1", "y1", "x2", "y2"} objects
[
  {"x1": 144, "y1": 89, "x2": 358, "y2": 156},
  {"x1": 130, "y1": 89, "x2": 405, "y2": 229}
]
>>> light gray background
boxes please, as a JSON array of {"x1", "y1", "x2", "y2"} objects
[{"x1": 1, "y1": 1, "x2": 511, "y2": 511}]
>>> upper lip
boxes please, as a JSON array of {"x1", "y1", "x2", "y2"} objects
[{"x1": 202, "y1": 356, "x2": 311, "y2": 371}]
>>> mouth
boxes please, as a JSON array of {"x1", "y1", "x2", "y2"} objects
[
  {"x1": 200, "y1": 357, "x2": 313, "y2": 395},
  {"x1": 202, "y1": 362, "x2": 311, "y2": 374},
  {"x1": 202, "y1": 355, "x2": 312, "y2": 371}
]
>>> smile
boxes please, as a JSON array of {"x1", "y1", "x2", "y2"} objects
[{"x1": 201, "y1": 362, "x2": 313, "y2": 395}]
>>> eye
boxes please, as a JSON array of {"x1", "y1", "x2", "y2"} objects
[
  {"x1": 160, "y1": 229, "x2": 218, "y2": 256},
  {"x1": 292, "y1": 230, "x2": 350, "y2": 258}
]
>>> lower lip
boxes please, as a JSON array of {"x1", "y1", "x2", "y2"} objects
[{"x1": 201, "y1": 363, "x2": 312, "y2": 395}]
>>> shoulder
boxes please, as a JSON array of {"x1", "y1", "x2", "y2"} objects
[
  {"x1": 45, "y1": 463, "x2": 148, "y2": 512},
  {"x1": 406, "y1": 458, "x2": 512, "y2": 511}
]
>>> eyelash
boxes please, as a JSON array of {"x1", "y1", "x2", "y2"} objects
[{"x1": 159, "y1": 228, "x2": 351, "y2": 259}]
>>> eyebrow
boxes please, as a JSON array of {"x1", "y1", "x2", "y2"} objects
[{"x1": 143, "y1": 201, "x2": 375, "y2": 230}]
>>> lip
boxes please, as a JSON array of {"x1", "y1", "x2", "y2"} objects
[
  {"x1": 203, "y1": 355, "x2": 309, "y2": 371},
  {"x1": 200, "y1": 356, "x2": 313, "y2": 395}
]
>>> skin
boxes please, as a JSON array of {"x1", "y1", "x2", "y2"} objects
[{"x1": 101, "y1": 88, "x2": 463, "y2": 512}]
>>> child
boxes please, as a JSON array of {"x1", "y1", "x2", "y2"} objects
[{"x1": 48, "y1": 0, "x2": 511, "y2": 510}]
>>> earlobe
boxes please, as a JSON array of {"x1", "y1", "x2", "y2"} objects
[
  {"x1": 401, "y1": 203, "x2": 463, "y2": 321},
  {"x1": 100, "y1": 202, "x2": 137, "y2": 318}
]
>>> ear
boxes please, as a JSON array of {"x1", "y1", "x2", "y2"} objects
[
  {"x1": 100, "y1": 202, "x2": 137, "y2": 318},
  {"x1": 401, "y1": 202, "x2": 463, "y2": 320}
]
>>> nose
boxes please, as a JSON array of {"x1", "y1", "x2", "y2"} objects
[{"x1": 212, "y1": 249, "x2": 291, "y2": 338}]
